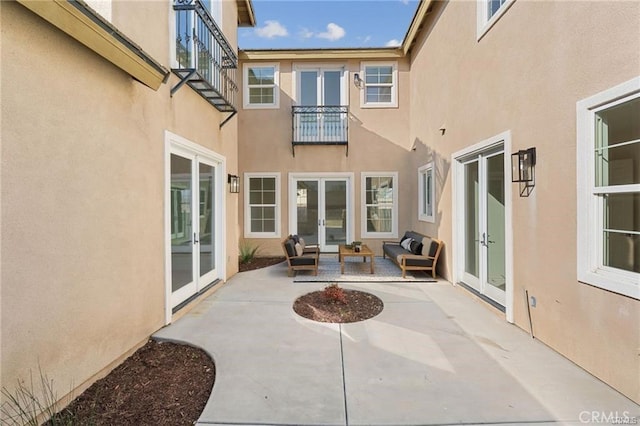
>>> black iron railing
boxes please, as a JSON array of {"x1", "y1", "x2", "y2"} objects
[
  {"x1": 292, "y1": 106, "x2": 349, "y2": 155},
  {"x1": 172, "y1": 0, "x2": 238, "y2": 114}
]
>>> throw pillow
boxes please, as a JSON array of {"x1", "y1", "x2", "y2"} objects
[
  {"x1": 401, "y1": 238, "x2": 413, "y2": 251},
  {"x1": 295, "y1": 242, "x2": 303, "y2": 256},
  {"x1": 410, "y1": 240, "x2": 423, "y2": 255},
  {"x1": 299, "y1": 237, "x2": 306, "y2": 251}
]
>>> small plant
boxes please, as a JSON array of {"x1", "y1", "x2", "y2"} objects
[
  {"x1": 1, "y1": 368, "x2": 73, "y2": 426},
  {"x1": 323, "y1": 283, "x2": 347, "y2": 304},
  {"x1": 239, "y1": 240, "x2": 260, "y2": 264}
]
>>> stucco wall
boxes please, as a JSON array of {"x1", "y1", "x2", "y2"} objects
[
  {"x1": 407, "y1": 0, "x2": 640, "y2": 403},
  {"x1": 238, "y1": 57, "x2": 412, "y2": 255},
  {"x1": 1, "y1": 0, "x2": 240, "y2": 409}
]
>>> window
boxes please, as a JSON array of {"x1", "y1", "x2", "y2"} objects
[
  {"x1": 362, "y1": 173, "x2": 398, "y2": 238},
  {"x1": 419, "y1": 163, "x2": 435, "y2": 222},
  {"x1": 361, "y1": 62, "x2": 398, "y2": 108},
  {"x1": 476, "y1": 0, "x2": 515, "y2": 40},
  {"x1": 245, "y1": 174, "x2": 280, "y2": 237},
  {"x1": 577, "y1": 77, "x2": 640, "y2": 300},
  {"x1": 243, "y1": 64, "x2": 279, "y2": 109}
]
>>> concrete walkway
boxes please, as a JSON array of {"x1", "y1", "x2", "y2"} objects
[{"x1": 154, "y1": 261, "x2": 639, "y2": 426}]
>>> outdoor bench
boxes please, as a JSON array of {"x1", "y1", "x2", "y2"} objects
[{"x1": 382, "y1": 230, "x2": 443, "y2": 278}]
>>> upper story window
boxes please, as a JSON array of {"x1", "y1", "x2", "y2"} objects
[
  {"x1": 200, "y1": 0, "x2": 222, "y2": 25},
  {"x1": 243, "y1": 64, "x2": 279, "y2": 109},
  {"x1": 360, "y1": 62, "x2": 398, "y2": 108},
  {"x1": 362, "y1": 172, "x2": 398, "y2": 238},
  {"x1": 419, "y1": 163, "x2": 435, "y2": 223},
  {"x1": 577, "y1": 77, "x2": 640, "y2": 300},
  {"x1": 477, "y1": 0, "x2": 515, "y2": 40},
  {"x1": 245, "y1": 173, "x2": 280, "y2": 238}
]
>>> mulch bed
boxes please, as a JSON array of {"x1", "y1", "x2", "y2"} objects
[
  {"x1": 48, "y1": 340, "x2": 214, "y2": 426},
  {"x1": 239, "y1": 256, "x2": 285, "y2": 272},
  {"x1": 293, "y1": 287, "x2": 384, "y2": 323}
]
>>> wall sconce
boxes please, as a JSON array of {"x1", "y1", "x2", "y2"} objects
[
  {"x1": 353, "y1": 73, "x2": 364, "y2": 89},
  {"x1": 227, "y1": 174, "x2": 239, "y2": 193},
  {"x1": 511, "y1": 147, "x2": 536, "y2": 197}
]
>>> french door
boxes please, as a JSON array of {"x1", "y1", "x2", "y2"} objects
[
  {"x1": 291, "y1": 176, "x2": 350, "y2": 252},
  {"x1": 169, "y1": 147, "x2": 220, "y2": 309},
  {"x1": 459, "y1": 146, "x2": 507, "y2": 306},
  {"x1": 297, "y1": 67, "x2": 346, "y2": 141}
]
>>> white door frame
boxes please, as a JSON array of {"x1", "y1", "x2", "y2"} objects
[
  {"x1": 452, "y1": 131, "x2": 514, "y2": 323},
  {"x1": 164, "y1": 131, "x2": 226, "y2": 324},
  {"x1": 288, "y1": 172, "x2": 355, "y2": 252}
]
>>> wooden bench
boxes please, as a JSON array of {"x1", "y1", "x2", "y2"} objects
[{"x1": 383, "y1": 231, "x2": 443, "y2": 278}]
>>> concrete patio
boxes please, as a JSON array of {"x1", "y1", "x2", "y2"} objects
[{"x1": 154, "y1": 261, "x2": 639, "y2": 426}]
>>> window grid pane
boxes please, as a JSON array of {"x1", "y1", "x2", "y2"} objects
[
  {"x1": 248, "y1": 177, "x2": 277, "y2": 234},
  {"x1": 365, "y1": 175, "x2": 394, "y2": 234}
]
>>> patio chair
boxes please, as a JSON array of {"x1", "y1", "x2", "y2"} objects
[{"x1": 281, "y1": 235, "x2": 319, "y2": 277}]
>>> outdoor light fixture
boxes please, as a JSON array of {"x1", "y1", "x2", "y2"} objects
[
  {"x1": 227, "y1": 174, "x2": 239, "y2": 193},
  {"x1": 511, "y1": 147, "x2": 536, "y2": 197},
  {"x1": 353, "y1": 73, "x2": 364, "y2": 89}
]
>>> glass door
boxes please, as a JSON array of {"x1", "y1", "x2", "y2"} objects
[
  {"x1": 461, "y1": 149, "x2": 506, "y2": 306},
  {"x1": 170, "y1": 153, "x2": 195, "y2": 303},
  {"x1": 298, "y1": 68, "x2": 344, "y2": 141},
  {"x1": 294, "y1": 177, "x2": 348, "y2": 252},
  {"x1": 170, "y1": 152, "x2": 219, "y2": 308}
]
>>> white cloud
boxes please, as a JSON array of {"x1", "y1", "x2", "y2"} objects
[
  {"x1": 385, "y1": 39, "x2": 401, "y2": 47},
  {"x1": 400, "y1": 0, "x2": 410, "y2": 4},
  {"x1": 299, "y1": 27, "x2": 314, "y2": 39},
  {"x1": 255, "y1": 20, "x2": 288, "y2": 39},
  {"x1": 358, "y1": 35, "x2": 372, "y2": 45},
  {"x1": 317, "y1": 23, "x2": 346, "y2": 41}
]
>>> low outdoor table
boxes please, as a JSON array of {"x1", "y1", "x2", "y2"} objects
[{"x1": 338, "y1": 244, "x2": 375, "y2": 274}]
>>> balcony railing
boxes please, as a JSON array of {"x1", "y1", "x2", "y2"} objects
[
  {"x1": 172, "y1": 0, "x2": 238, "y2": 116},
  {"x1": 292, "y1": 106, "x2": 349, "y2": 156}
]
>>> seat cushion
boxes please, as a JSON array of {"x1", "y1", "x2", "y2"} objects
[{"x1": 290, "y1": 256, "x2": 316, "y2": 266}]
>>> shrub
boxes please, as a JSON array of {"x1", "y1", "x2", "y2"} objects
[
  {"x1": 323, "y1": 283, "x2": 347, "y2": 304},
  {"x1": 239, "y1": 241, "x2": 259, "y2": 264}
]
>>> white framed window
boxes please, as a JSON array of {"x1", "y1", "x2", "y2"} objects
[
  {"x1": 243, "y1": 63, "x2": 279, "y2": 109},
  {"x1": 361, "y1": 172, "x2": 398, "y2": 238},
  {"x1": 360, "y1": 62, "x2": 398, "y2": 108},
  {"x1": 245, "y1": 173, "x2": 280, "y2": 238},
  {"x1": 577, "y1": 77, "x2": 640, "y2": 300},
  {"x1": 476, "y1": 0, "x2": 515, "y2": 40},
  {"x1": 419, "y1": 163, "x2": 435, "y2": 222}
]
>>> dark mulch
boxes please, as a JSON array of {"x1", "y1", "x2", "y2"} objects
[
  {"x1": 293, "y1": 287, "x2": 384, "y2": 323},
  {"x1": 239, "y1": 256, "x2": 285, "y2": 272},
  {"x1": 48, "y1": 340, "x2": 214, "y2": 426}
]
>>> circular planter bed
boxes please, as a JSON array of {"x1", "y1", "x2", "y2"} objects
[{"x1": 293, "y1": 285, "x2": 383, "y2": 323}]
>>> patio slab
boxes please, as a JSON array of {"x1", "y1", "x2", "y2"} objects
[{"x1": 154, "y1": 262, "x2": 640, "y2": 426}]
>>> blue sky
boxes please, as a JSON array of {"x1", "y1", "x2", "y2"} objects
[{"x1": 238, "y1": 0, "x2": 420, "y2": 50}]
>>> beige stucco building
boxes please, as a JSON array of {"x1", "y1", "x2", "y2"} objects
[
  {"x1": 1, "y1": 0, "x2": 639, "y2": 419},
  {"x1": 238, "y1": 0, "x2": 640, "y2": 404},
  {"x1": 1, "y1": 0, "x2": 255, "y2": 415}
]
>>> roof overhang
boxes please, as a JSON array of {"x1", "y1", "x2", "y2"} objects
[
  {"x1": 17, "y1": 0, "x2": 169, "y2": 90},
  {"x1": 240, "y1": 47, "x2": 404, "y2": 61},
  {"x1": 401, "y1": 0, "x2": 435, "y2": 56},
  {"x1": 236, "y1": 0, "x2": 256, "y2": 27}
]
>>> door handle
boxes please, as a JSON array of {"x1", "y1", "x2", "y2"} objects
[
  {"x1": 193, "y1": 232, "x2": 199, "y2": 244},
  {"x1": 480, "y1": 233, "x2": 487, "y2": 247}
]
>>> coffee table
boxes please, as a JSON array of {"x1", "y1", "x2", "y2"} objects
[{"x1": 338, "y1": 244, "x2": 375, "y2": 274}]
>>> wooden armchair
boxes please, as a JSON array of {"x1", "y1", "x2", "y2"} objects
[{"x1": 281, "y1": 235, "x2": 319, "y2": 277}]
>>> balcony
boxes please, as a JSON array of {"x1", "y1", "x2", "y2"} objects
[
  {"x1": 172, "y1": 0, "x2": 238, "y2": 120},
  {"x1": 291, "y1": 106, "x2": 349, "y2": 156}
]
